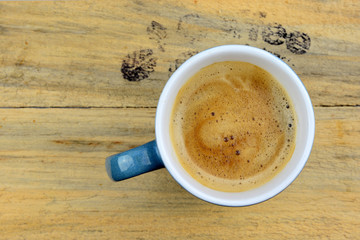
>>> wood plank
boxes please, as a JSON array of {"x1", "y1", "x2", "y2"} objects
[
  {"x1": 0, "y1": 106, "x2": 359, "y2": 239},
  {"x1": 0, "y1": 0, "x2": 359, "y2": 239},
  {"x1": 0, "y1": 0, "x2": 359, "y2": 108}
]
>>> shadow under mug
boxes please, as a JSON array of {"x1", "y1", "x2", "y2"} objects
[{"x1": 106, "y1": 45, "x2": 315, "y2": 206}]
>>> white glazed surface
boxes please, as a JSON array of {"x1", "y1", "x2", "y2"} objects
[{"x1": 156, "y1": 45, "x2": 315, "y2": 206}]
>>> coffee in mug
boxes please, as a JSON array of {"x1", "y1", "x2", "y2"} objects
[
  {"x1": 106, "y1": 45, "x2": 315, "y2": 206},
  {"x1": 170, "y1": 61, "x2": 296, "y2": 192}
]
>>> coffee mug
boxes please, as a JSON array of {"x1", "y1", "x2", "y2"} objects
[{"x1": 106, "y1": 45, "x2": 315, "y2": 206}]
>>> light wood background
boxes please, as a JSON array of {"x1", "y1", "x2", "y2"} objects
[{"x1": 0, "y1": 0, "x2": 359, "y2": 239}]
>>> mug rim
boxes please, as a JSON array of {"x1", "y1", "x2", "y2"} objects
[{"x1": 155, "y1": 45, "x2": 315, "y2": 206}]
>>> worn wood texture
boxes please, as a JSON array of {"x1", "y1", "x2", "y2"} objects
[
  {"x1": 1, "y1": 0, "x2": 359, "y2": 108},
  {"x1": 0, "y1": 107, "x2": 359, "y2": 239},
  {"x1": 0, "y1": 0, "x2": 359, "y2": 239}
]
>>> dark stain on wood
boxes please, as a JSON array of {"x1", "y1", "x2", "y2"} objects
[{"x1": 121, "y1": 49, "x2": 157, "y2": 81}]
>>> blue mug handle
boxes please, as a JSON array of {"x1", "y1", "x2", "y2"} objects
[{"x1": 105, "y1": 140, "x2": 164, "y2": 181}]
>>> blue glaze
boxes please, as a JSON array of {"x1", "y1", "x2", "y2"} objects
[{"x1": 105, "y1": 140, "x2": 164, "y2": 181}]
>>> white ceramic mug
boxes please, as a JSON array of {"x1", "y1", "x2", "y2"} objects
[{"x1": 106, "y1": 45, "x2": 315, "y2": 206}]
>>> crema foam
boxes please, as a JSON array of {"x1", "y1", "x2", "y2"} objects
[{"x1": 170, "y1": 61, "x2": 296, "y2": 192}]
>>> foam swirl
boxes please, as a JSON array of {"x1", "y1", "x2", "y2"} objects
[{"x1": 170, "y1": 61, "x2": 296, "y2": 192}]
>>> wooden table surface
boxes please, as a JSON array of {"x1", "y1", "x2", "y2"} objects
[{"x1": 0, "y1": 0, "x2": 359, "y2": 239}]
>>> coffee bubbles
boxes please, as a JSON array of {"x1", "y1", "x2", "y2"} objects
[{"x1": 170, "y1": 61, "x2": 296, "y2": 192}]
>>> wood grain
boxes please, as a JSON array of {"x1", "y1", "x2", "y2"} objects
[
  {"x1": 0, "y1": 0, "x2": 359, "y2": 107},
  {"x1": 0, "y1": 0, "x2": 359, "y2": 239},
  {"x1": 0, "y1": 107, "x2": 359, "y2": 239}
]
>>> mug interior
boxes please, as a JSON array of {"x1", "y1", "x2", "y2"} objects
[{"x1": 156, "y1": 45, "x2": 315, "y2": 206}]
